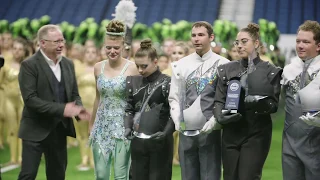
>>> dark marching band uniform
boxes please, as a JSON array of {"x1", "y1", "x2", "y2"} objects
[
  {"x1": 124, "y1": 69, "x2": 174, "y2": 180},
  {"x1": 282, "y1": 55, "x2": 320, "y2": 180},
  {"x1": 213, "y1": 57, "x2": 282, "y2": 180}
]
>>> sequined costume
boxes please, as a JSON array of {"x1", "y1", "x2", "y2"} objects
[
  {"x1": 282, "y1": 55, "x2": 320, "y2": 179},
  {"x1": 89, "y1": 60, "x2": 131, "y2": 180},
  {"x1": 169, "y1": 50, "x2": 229, "y2": 180}
]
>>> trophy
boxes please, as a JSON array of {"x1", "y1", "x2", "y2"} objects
[{"x1": 224, "y1": 79, "x2": 241, "y2": 113}]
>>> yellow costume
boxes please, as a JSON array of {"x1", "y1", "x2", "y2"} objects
[
  {"x1": 0, "y1": 66, "x2": 7, "y2": 149},
  {"x1": 2, "y1": 50, "x2": 13, "y2": 64},
  {"x1": 0, "y1": 52, "x2": 13, "y2": 149},
  {"x1": 162, "y1": 66, "x2": 179, "y2": 165},
  {"x1": 76, "y1": 62, "x2": 95, "y2": 169},
  {"x1": 67, "y1": 59, "x2": 84, "y2": 148},
  {"x1": 1, "y1": 64, "x2": 23, "y2": 164}
]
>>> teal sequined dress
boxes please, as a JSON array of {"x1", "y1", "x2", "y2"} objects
[{"x1": 89, "y1": 60, "x2": 131, "y2": 158}]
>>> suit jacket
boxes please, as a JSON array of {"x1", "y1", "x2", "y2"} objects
[{"x1": 18, "y1": 51, "x2": 82, "y2": 141}]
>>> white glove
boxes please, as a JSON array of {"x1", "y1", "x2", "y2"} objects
[
  {"x1": 201, "y1": 116, "x2": 222, "y2": 133},
  {"x1": 300, "y1": 114, "x2": 320, "y2": 127},
  {"x1": 175, "y1": 122, "x2": 180, "y2": 132}
]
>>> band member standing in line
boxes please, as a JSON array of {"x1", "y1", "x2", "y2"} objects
[
  {"x1": 124, "y1": 38, "x2": 175, "y2": 180},
  {"x1": 169, "y1": 21, "x2": 229, "y2": 180}
]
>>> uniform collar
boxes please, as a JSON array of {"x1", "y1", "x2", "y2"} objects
[
  {"x1": 240, "y1": 56, "x2": 261, "y2": 68},
  {"x1": 144, "y1": 68, "x2": 161, "y2": 83},
  {"x1": 195, "y1": 50, "x2": 214, "y2": 61}
]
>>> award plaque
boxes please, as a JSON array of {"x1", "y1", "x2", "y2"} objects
[{"x1": 225, "y1": 80, "x2": 241, "y2": 113}]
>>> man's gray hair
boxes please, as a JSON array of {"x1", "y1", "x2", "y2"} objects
[{"x1": 37, "y1": 24, "x2": 61, "y2": 42}]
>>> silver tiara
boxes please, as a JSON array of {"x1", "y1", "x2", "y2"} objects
[{"x1": 106, "y1": 31, "x2": 126, "y2": 36}]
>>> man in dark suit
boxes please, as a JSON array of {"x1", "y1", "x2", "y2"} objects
[{"x1": 17, "y1": 25, "x2": 90, "y2": 180}]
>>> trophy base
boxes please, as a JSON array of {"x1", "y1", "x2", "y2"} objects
[{"x1": 222, "y1": 109, "x2": 238, "y2": 114}]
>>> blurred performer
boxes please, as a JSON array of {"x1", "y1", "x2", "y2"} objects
[
  {"x1": 169, "y1": 21, "x2": 229, "y2": 180},
  {"x1": 161, "y1": 38, "x2": 175, "y2": 62},
  {"x1": 0, "y1": 53, "x2": 5, "y2": 150},
  {"x1": 163, "y1": 41, "x2": 189, "y2": 76},
  {"x1": 76, "y1": 46, "x2": 99, "y2": 170},
  {"x1": 162, "y1": 41, "x2": 190, "y2": 165},
  {"x1": 67, "y1": 43, "x2": 85, "y2": 148},
  {"x1": 89, "y1": 19, "x2": 138, "y2": 180},
  {"x1": 157, "y1": 54, "x2": 169, "y2": 72},
  {"x1": 227, "y1": 45, "x2": 240, "y2": 61},
  {"x1": 0, "y1": 54, "x2": 3, "y2": 180},
  {"x1": 1, "y1": 32, "x2": 13, "y2": 64},
  {"x1": 1, "y1": 38, "x2": 30, "y2": 165},
  {"x1": 124, "y1": 39, "x2": 175, "y2": 180},
  {"x1": 282, "y1": 20, "x2": 320, "y2": 180}
]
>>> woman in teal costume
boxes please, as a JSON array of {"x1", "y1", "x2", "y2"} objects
[{"x1": 89, "y1": 19, "x2": 138, "y2": 180}]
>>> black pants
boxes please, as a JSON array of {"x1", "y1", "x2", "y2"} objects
[
  {"x1": 18, "y1": 122, "x2": 67, "y2": 180},
  {"x1": 131, "y1": 135, "x2": 173, "y2": 180},
  {"x1": 222, "y1": 121, "x2": 272, "y2": 180}
]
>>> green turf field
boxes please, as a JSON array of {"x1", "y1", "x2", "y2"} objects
[{"x1": 0, "y1": 110, "x2": 284, "y2": 180}]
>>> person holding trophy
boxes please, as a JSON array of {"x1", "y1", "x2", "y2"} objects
[
  {"x1": 169, "y1": 21, "x2": 229, "y2": 180},
  {"x1": 124, "y1": 38, "x2": 174, "y2": 180},
  {"x1": 281, "y1": 20, "x2": 320, "y2": 180},
  {"x1": 213, "y1": 23, "x2": 282, "y2": 180}
]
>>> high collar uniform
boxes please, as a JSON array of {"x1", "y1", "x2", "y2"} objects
[
  {"x1": 169, "y1": 50, "x2": 229, "y2": 180},
  {"x1": 124, "y1": 69, "x2": 174, "y2": 180},
  {"x1": 282, "y1": 55, "x2": 320, "y2": 180},
  {"x1": 213, "y1": 57, "x2": 282, "y2": 180}
]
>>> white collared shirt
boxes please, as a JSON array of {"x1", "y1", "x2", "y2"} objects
[{"x1": 40, "y1": 49, "x2": 62, "y2": 82}]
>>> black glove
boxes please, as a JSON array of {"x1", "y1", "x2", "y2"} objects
[
  {"x1": 216, "y1": 110, "x2": 242, "y2": 125},
  {"x1": 124, "y1": 128, "x2": 134, "y2": 140},
  {"x1": 244, "y1": 95, "x2": 259, "y2": 108},
  {"x1": 244, "y1": 95, "x2": 259, "y2": 103},
  {"x1": 150, "y1": 131, "x2": 166, "y2": 140}
]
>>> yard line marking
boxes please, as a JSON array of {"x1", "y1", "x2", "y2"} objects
[{"x1": 1, "y1": 164, "x2": 20, "y2": 173}]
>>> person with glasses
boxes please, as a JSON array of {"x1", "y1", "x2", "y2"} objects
[
  {"x1": 213, "y1": 23, "x2": 282, "y2": 180},
  {"x1": 169, "y1": 21, "x2": 229, "y2": 180},
  {"x1": 281, "y1": 20, "x2": 320, "y2": 180},
  {"x1": 17, "y1": 24, "x2": 91, "y2": 180}
]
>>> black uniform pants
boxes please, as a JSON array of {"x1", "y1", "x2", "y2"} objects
[
  {"x1": 18, "y1": 122, "x2": 67, "y2": 180},
  {"x1": 131, "y1": 135, "x2": 173, "y2": 180},
  {"x1": 222, "y1": 121, "x2": 272, "y2": 180}
]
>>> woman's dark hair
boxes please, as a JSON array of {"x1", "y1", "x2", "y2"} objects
[
  {"x1": 240, "y1": 23, "x2": 260, "y2": 41},
  {"x1": 135, "y1": 38, "x2": 157, "y2": 61}
]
